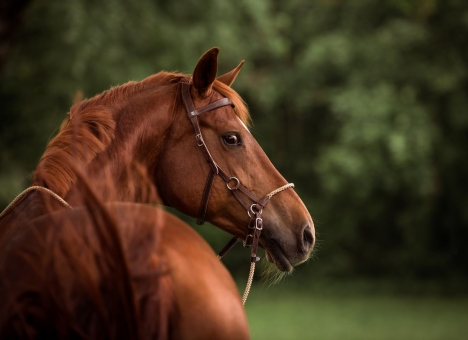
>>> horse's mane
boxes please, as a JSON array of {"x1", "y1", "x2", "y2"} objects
[{"x1": 33, "y1": 72, "x2": 250, "y2": 197}]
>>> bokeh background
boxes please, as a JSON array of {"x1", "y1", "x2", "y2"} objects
[{"x1": 1, "y1": 0, "x2": 468, "y2": 339}]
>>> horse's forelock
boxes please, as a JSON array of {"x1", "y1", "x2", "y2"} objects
[{"x1": 213, "y1": 80, "x2": 251, "y2": 127}]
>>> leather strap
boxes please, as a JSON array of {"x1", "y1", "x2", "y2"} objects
[
  {"x1": 195, "y1": 170, "x2": 216, "y2": 225},
  {"x1": 217, "y1": 237, "x2": 239, "y2": 258},
  {"x1": 189, "y1": 98, "x2": 234, "y2": 117}
]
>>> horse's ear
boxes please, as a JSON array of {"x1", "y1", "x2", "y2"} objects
[
  {"x1": 192, "y1": 47, "x2": 219, "y2": 98},
  {"x1": 217, "y1": 60, "x2": 245, "y2": 87}
]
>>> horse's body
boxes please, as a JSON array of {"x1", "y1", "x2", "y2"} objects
[
  {"x1": 0, "y1": 48, "x2": 316, "y2": 338},
  {"x1": 0, "y1": 200, "x2": 249, "y2": 339}
]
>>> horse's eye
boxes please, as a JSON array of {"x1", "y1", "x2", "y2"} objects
[{"x1": 223, "y1": 133, "x2": 241, "y2": 146}]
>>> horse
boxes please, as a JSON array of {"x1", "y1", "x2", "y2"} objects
[
  {"x1": 1, "y1": 47, "x2": 315, "y2": 272},
  {"x1": 0, "y1": 47, "x2": 316, "y2": 337}
]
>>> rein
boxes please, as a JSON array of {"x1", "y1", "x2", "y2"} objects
[
  {"x1": 181, "y1": 82, "x2": 294, "y2": 304},
  {"x1": 0, "y1": 186, "x2": 72, "y2": 221}
]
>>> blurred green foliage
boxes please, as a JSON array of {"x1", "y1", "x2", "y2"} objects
[{"x1": 1, "y1": 0, "x2": 467, "y2": 289}]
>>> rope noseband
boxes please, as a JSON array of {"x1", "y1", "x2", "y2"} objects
[{"x1": 181, "y1": 82, "x2": 294, "y2": 304}]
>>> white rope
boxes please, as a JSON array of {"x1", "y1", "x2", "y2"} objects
[
  {"x1": 267, "y1": 183, "x2": 294, "y2": 199},
  {"x1": 241, "y1": 261, "x2": 256, "y2": 305},
  {"x1": 0, "y1": 186, "x2": 71, "y2": 220}
]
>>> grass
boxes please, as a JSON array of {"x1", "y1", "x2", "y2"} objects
[{"x1": 243, "y1": 282, "x2": 468, "y2": 340}]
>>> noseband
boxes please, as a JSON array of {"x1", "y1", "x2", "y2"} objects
[{"x1": 181, "y1": 81, "x2": 294, "y2": 266}]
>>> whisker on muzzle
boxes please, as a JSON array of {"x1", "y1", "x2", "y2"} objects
[{"x1": 260, "y1": 258, "x2": 291, "y2": 286}]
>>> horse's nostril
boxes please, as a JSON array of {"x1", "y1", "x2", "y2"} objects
[{"x1": 302, "y1": 225, "x2": 314, "y2": 253}]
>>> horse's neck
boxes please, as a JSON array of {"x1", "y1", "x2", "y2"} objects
[
  {"x1": 63, "y1": 97, "x2": 176, "y2": 204},
  {"x1": 65, "y1": 151, "x2": 160, "y2": 205}
]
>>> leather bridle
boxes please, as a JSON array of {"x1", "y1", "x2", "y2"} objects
[{"x1": 181, "y1": 81, "x2": 294, "y2": 265}]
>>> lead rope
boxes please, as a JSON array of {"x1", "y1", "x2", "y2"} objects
[
  {"x1": 0, "y1": 186, "x2": 71, "y2": 220},
  {"x1": 217, "y1": 183, "x2": 294, "y2": 306},
  {"x1": 241, "y1": 262, "x2": 256, "y2": 305}
]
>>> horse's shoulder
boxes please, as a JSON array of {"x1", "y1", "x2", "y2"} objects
[{"x1": 157, "y1": 212, "x2": 249, "y2": 340}]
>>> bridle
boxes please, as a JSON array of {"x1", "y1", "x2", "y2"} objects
[{"x1": 181, "y1": 81, "x2": 294, "y2": 303}]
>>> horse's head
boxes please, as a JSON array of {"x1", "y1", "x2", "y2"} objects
[{"x1": 157, "y1": 48, "x2": 315, "y2": 272}]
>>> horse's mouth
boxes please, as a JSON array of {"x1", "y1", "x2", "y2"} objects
[{"x1": 264, "y1": 240, "x2": 293, "y2": 272}]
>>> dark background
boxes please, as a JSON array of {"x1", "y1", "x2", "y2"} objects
[{"x1": 1, "y1": 0, "x2": 468, "y2": 294}]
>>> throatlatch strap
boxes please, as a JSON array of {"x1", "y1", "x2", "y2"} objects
[{"x1": 196, "y1": 169, "x2": 216, "y2": 225}]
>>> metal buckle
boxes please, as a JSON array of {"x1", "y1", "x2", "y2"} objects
[
  {"x1": 196, "y1": 134, "x2": 204, "y2": 146},
  {"x1": 247, "y1": 204, "x2": 263, "y2": 217},
  {"x1": 255, "y1": 217, "x2": 263, "y2": 230},
  {"x1": 243, "y1": 234, "x2": 253, "y2": 247},
  {"x1": 226, "y1": 177, "x2": 240, "y2": 190},
  {"x1": 250, "y1": 203, "x2": 262, "y2": 215}
]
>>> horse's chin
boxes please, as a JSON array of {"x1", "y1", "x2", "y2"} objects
[
  {"x1": 261, "y1": 254, "x2": 292, "y2": 285},
  {"x1": 261, "y1": 236, "x2": 296, "y2": 273},
  {"x1": 265, "y1": 249, "x2": 293, "y2": 272}
]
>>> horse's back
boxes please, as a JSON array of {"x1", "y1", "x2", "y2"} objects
[{"x1": 0, "y1": 202, "x2": 249, "y2": 340}]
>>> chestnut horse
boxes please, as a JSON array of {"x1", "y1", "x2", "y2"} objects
[
  {"x1": 0, "y1": 47, "x2": 315, "y2": 337},
  {"x1": 1, "y1": 47, "x2": 314, "y2": 272}
]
